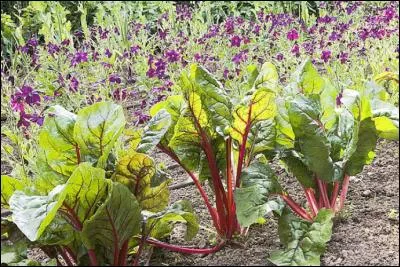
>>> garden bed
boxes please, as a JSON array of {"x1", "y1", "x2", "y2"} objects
[{"x1": 148, "y1": 139, "x2": 399, "y2": 266}]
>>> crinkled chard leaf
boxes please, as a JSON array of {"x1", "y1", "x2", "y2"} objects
[
  {"x1": 82, "y1": 182, "x2": 141, "y2": 264},
  {"x1": 1, "y1": 175, "x2": 23, "y2": 207},
  {"x1": 73, "y1": 101, "x2": 125, "y2": 168},
  {"x1": 63, "y1": 163, "x2": 109, "y2": 224},
  {"x1": 38, "y1": 105, "x2": 78, "y2": 177},
  {"x1": 113, "y1": 151, "x2": 170, "y2": 212},
  {"x1": 189, "y1": 64, "x2": 232, "y2": 133},
  {"x1": 145, "y1": 200, "x2": 199, "y2": 241},
  {"x1": 287, "y1": 95, "x2": 335, "y2": 181},
  {"x1": 370, "y1": 99, "x2": 399, "y2": 140},
  {"x1": 293, "y1": 59, "x2": 325, "y2": 95},
  {"x1": 235, "y1": 161, "x2": 283, "y2": 227},
  {"x1": 9, "y1": 185, "x2": 67, "y2": 241},
  {"x1": 149, "y1": 95, "x2": 186, "y2": 146},
  {"x1": 169, "y1": 92, "x2": 206, "y2": 171},
  {"x1": 136, "y1": 109, "x2": 171, "y2": 153},
  {"x1": 269, "y1": 208, "x2": 334, "y2": 266},
  {"x1": 280, "y1": 151, "x2": 315, "y2": 188},
  {"x1": 275, "y1": 97, "x2": 295, "y2": 149},
  {"x1": 230, "y1": 88, "x2": 276, "y2": 148},
  {"x1": 253, "y1": 62, "x2": 279, "y2": 92}
]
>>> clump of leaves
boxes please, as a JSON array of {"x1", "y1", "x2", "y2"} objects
[
  {"x1": 268, "y1": 59, "x2": 399, "y2": 265},
  {"x1": 133, "y1": 62, "x2": 284, "y2": 241},
  {"x1": 1, "y1": 101, "x2": 199, "y2": 266}
]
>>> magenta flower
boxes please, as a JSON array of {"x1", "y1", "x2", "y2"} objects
[
  {"x1": 112, "y1": 88, "x2": 127, "y2": 101},
  {"x1": 69, "y1": 77, "x2": 79, "y2": 92},
  {"x1": 109, "y1": 74, "x2": 122, "y2": 84},
  {"x1": 11, "y1": 94, "x2": 25, "y2": 112},
  {"x1": 339, "y1": 51, "x2": 349, "y2": 64},
  {"x1": 105, "y1": 49, "x2": 112, "y2": 58},
  {"x1": 321, "y1": 50, "x2": 332, "y2": 63},
  {"x1": 71, "y1": 51, "x2": 88, "y2": 67},
  {"x1": 276, "y1": 53, "x2": 284, "y2": 61},
  {"x1": 287, "y1": 29, "x2": 299, "y2": 41},
  {"x1": 165, "y1": 50, "x2": 180, "y2": 63},
  {"x1": 20, "y1": 86, "x2": 40, "y2": 106},
  {"x1": 336, "y1": 91, "x2": 343, "y2": 107},
  {"x1": 291, "y1": 44, "x2": 300, "y2": 57},
  {"x1": 230, "y1": 35, "x2": 242, "y2": 47}
]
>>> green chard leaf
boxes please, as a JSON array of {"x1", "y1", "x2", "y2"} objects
[
  {"x1": 9, "y1": 185, "x2": 67, "y2": 241},
  {"x1": 82, "y1": 182, "x2": 141, "y2": 264},
  {"x1": 74, "y1": 101, "x2": 126, "y2": 168},
  {"x1": 136, "y1": 109, "x2": 172, "y2": 153},
  {"x1": 63, "y1": 163, "x2": 109, "y2": 225},
  {"x1": 145, "y1": 200, "x2": 199, "y2": 241},
  {"x1": 287, "y1": 95, "x2": 335, "y2": 181},
  {"x1": 1, "y1": 175, "x2": 23, "y2": 207},
  {"x1": 38, "y1": 105, "x2": 78, "y2": 178},
  {"x1": 269, "y1": 208, "x2": 334, "y2": 266},
  {"x1": 235, "y1": 161, "x2": 283, "y2": 227},
  {"x1": 113, "y1": 151, "x2": 170, "y2": 212}
]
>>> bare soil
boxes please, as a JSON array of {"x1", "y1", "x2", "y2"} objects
[{"x1": 149, "y1": 140, "x2": 399, "y2": 266}]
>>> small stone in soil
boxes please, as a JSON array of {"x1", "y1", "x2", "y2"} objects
[{"x1": 362, "y1": 190, "x2": 372, "y2": 197}]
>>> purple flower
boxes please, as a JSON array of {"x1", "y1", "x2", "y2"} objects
[
  {"x1": 321, "y1": 50, "x2": 332, "y2": 63},
  {"x1": 158, "y1": 29, "x2": 168, "y2": 39},
  {"x1": 105, "y1": 49, "x2": 112, "y2": 58},
  {"x1": 253, "y1": 24, "x2": 261, "y2": 35},
  {"x1": 276, "y1": 53, "x2": 284, "y2": 61},
  {"x1": 176, "y1": 4, "x2": 192, "y2": 20},
  {"x1": 232, "y1": 50, "x2": 248, "y2": 65},
  {"x1": 57, "y1": 74, "x2": 65, "y2": 87},
  {"x1": 61, "y1": 39, "x2": 70, "y2": 46},
  {"x1": 20, "y1": 86, "x2": 40, "y2": 106},
  {"x1": 223, "y1": 69, "x2": 229, "y2": 79},
  {"x1": 194, "y1": 53, "x2": 202, "y2": 62},
  {"x1": 69, "y1": 77, "x2": 79, "y2": 92},
  {"x1": 71, "y1": 51, "x2": 88, "y2": 67},
  {"x1": 165, "y1": 50, "x2": 180, "y2": 63},
  {"x1": 29, "y1": 113, "x2": 44, "y2": 126},
  {"x1": 130, "y1": 45, "x2": 140, "y2": 55},
  {"x1": 328, "y1": 31, "x2": 341, "y2": 41},
  {"x1": 287, "y1": 29, "x2": 299, "y2": 41},
  {"x1": 27, "y1": 38, "x2": 39, "y2": 47},
  {"x1": 47, "y1": 43, "x2": 60, "y2": 55},
  {"x1": 224, "y1": 18, "x2": 235, "y2": 34},
  {"x1": 146, "y1": 68, "x2": 156, "y2": 78},
  {"x1": 92, "y1": 51, "x2": 99, "y2": 61},
  {"x1": 358, "y1": 29, "x2": 369, "y2": 41},
  {"x1": 339, "y1": 51, "x2": 349, "y2": 64},
  {"x1": 230, "y1": 35, "x2": 242, "y2": 47},
  {"x1": 336, "y1": 91, "x2": 343, "y2": 107},
  {"x1": 112, "y1": 88, "x2": 127, "y2": 101},
  {"x1": 109, "y1": 74, "x2": 122, "y2": 84},
  {"x1": 291, "y1": 44, "x2": 300, "y2": 57},
  {"x1": 17, "y1": 112, "x2": 31, "y2": 128},
  {"x1": 11, "y1": 94, "x2": 25, "y2": 112},
  {"x1": 133, "y1": 110, "x2": 151, "y2": 125}
]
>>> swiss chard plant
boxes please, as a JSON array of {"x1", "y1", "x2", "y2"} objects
[
  {"x1": 133, "y1": 62, "x2": 284, "y2": 243},
  {"x1": 268, "y1": 60, "x2": 399, "y2": 265},
  {"x1": 1, "y1": 101, "x2": 201, "y2": 266}
]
